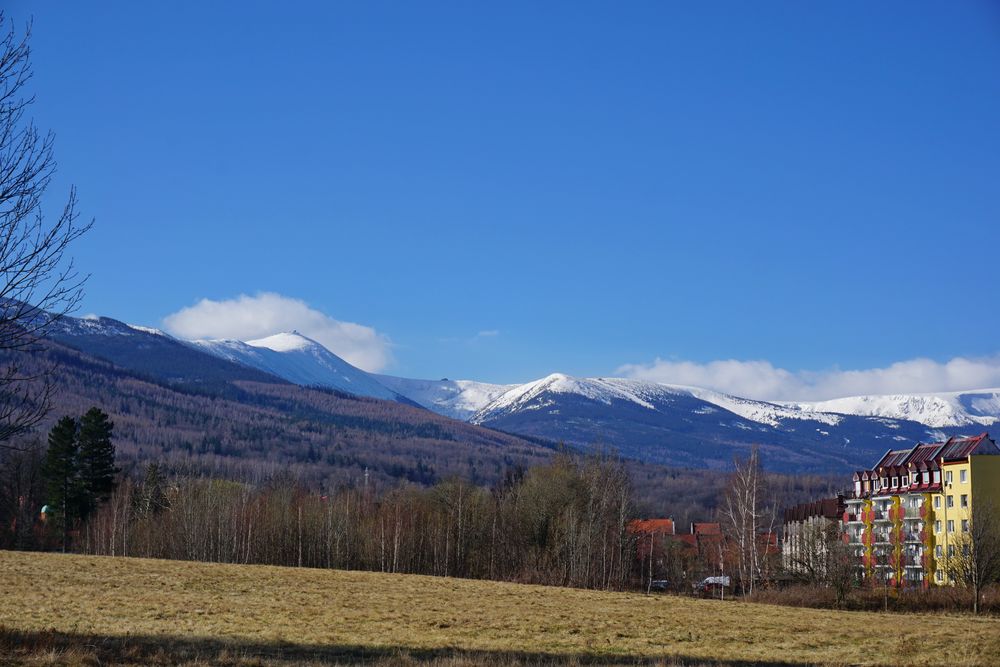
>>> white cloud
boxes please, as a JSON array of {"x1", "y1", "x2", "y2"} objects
[
  {"x1": 475, "y1": 330, "x2": 500, "y2": 339},
  {"x1": 163, "y1": 292, "x2": 392, "y2": 372},
  {"x1": 616, "y1": 355, "x2": 1000, "y2": 401}
]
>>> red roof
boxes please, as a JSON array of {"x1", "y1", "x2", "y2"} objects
[
  {"x1": 874, "y1": 448, "x2": 910, "y2": 471},
  {"x1": 627, "y1": 518, "x2": 674, "y2": 535},
  {"x1": 939, "y1": 433, "x2": 995, "y2": 462},
  {"x1": 692, "y1": 522, "x2": 721, "y2": 535}
]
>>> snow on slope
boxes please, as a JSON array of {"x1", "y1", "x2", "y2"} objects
[
  {"x1": 473, "y1": 374, "x2": 667, "y2": 421},
  {"x1": 787, "y1": 390, "x2": 1000, "y2": 428},
  {"x1": 192, "y1": 332, "x2": 400, "y2": 401},
  {"x1": 469, "y1": 374, "x2": 843, "y2": 427},
  {"x1": 374, "y1": 375, "x2": 517, "y2": 421},
  {"x1": 677, "y1": 385, "x2": 842, "y2": 427}
]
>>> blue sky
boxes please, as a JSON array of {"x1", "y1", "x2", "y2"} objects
[{"x1": 6, "y1": 2, "x2": 1000, "y2": 394}]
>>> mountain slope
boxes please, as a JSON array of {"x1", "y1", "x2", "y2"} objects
[
  {"x1": 3, "y1": 337, "x2": 552, "y2": 487},
  {"x1": 47, "y1": 315, "x2": 284, "y2": 386},
  {"x1": 785, "y1": 390, "x2": 1000, "y2": 428},
  {"x1": 468, "y1": 374, "x2": 938, "y2": 473},
  {"x1": 192, "y1": 332, "x2": 402, "y2": 401},
  {"x1": 374, "y1": 375, "x2": 517, "y2": 420}
]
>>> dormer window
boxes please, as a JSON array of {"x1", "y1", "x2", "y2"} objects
[
  {"x1": 933, "y1": 470, "x2": 940, "y2": 484},
  {"x1": 881, "y1": 477, "x2": 889, "y2": 489},
  {"x1": 891, "y1": 476, "x2": 899, "y2": 488},
  {"x1": 901, "y1": 474, "x2": 909, "y2": 486}
]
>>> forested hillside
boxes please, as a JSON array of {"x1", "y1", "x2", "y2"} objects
[{"x1": 3, "y1": 340, "x2": 553, "y2": 489}]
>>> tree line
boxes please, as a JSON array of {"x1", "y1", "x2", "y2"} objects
[
  {"x1": 3, "y1": 421, "x2": 639, "y2": 590},
  {"x1": 76, "y1": 453, "x2": 636, "y2": 590}
]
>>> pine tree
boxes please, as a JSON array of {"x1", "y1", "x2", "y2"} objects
[
  {"x1": 77, "y1": 407, "x2": 118, "y2": 519},
  {"x1": 42, "y1": 416, "x2": 79, "y2": 552}
]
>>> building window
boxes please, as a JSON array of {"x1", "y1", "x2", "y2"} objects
[
  {"x1": 947, "y1": 495, "x2": 954, "y2": 508},
  {"x1": 902, "y1": 474, "x2": 909, "y2": 486},
  {"x1": 948, "y1": 520, "x2": 955, "y2": 533},
  {"x1": 891, "y1": 476, "x2": 898, "y2": 488},
  {"x1": 881, "y1": 477, "x2": 888, "y2": 489},
  {"x1": 933, "y1": 470, "x2": 941, "y2": 484},
  {"x1": 936, "y1": 571, "x2": 943, "y2": 581},
  {"x1": 936, "y1": 545, "x2": 942, "y2": 557},
  {"x1": 922, "y1": 471, "x2": 929, "y2": 484},
  {"x1": 946, "y1": 470, "x2": 953, "y2": 484},
  {"x1": 934, "y1": 496, "x2": 941, "y2": 509},
  {"x1": 961, "y1": 494, "x2": 968, "y2": 508},
  {"x1": 935, "y1": 520, "x2": 941, "y2": 533},
  {"x1": 948, "y1": 544, "x2": 955, "y2": 557},
  {"x1": 962, "y1": 519, "x2": 969, "y2": 533},
  {"x1": 960, "y1": 469, "x2": 967, "y2": 483}
]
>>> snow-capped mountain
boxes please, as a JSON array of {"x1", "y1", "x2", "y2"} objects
[
  {"x1": 373, "y1": 375, "x2": 517, "y2": 421},
  {"x1": 46, "y1": 314, "x2": 283, "y2": 385},
  {"x1": 448, "y1": 372, "x2": 951, "y2": 472},
  {"x1": 468, "y1": 374, "x2": 843, "y2": 428},
  {"x1": 39, "y1": 308, "x2": 1000, "y2": 473},
  {"x1": 191, "y1": 332, "x2": 402, "y2": 401},
  {"x1": 785, "y1": 390, "x2": 1000, "y2": 429}
]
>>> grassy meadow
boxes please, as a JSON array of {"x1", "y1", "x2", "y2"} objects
[{"x1": 1, "y1": 551, "x2": 999, "y2": 666}]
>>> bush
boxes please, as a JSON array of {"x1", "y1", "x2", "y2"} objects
[{"x1": 752, "y1": 582, "x2": 1000, "y2": 615}]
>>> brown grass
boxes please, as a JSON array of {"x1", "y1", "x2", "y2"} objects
[{"x1": 1, "y1": 551, "x2": 999, "y2": 666}]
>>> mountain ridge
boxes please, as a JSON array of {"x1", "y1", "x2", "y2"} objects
[{"x1": 41, "y1": 309, "x2": 1000, "y2": 473}]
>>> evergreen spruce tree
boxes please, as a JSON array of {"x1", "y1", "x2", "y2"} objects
[
  {"x1": 76, "y1": 407, "x2": 117, "y2": 519},
  {"x1": 42, "y1": 416, "x2": 79, "y2": 552}
]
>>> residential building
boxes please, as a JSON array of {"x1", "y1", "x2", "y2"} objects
[
  {"x1": 842, "y1": 433, "x2": 1000, "y2": 588},
  {"x1": 782, "y1": 496, "x2": 846, "y2": 577}
]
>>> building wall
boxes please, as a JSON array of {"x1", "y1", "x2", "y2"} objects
[{"x1": 858, "y1": 455, "x2": 1000, "y2": 586}]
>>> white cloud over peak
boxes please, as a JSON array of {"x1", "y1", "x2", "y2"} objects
[
  {"x1": 163, "y1": 292, "x2": 392, "y2": 372},
  {"x1": 616, "y1": 355, "x2": 1000, "y2": 402}
]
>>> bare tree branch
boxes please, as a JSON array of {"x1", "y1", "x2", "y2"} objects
[{"x1": 0, "y1": 13, "x2": 91, "y2": 449}]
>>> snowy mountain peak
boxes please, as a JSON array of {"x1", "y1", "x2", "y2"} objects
[
  {"x1": 246, "y1": 331, "x2": 317, "y2": 353},
  {"x1": 191, "y1": 333, "x2": 400, "y2": 401},
  {"x1": 468, "y1": 374, "x2": 842, "y2": 427},
  {"x1": 127, "y1": 324, "x2": 169, "y2": 337},
  {"x1": 786, "y1": 390, "x2": 1000, "y2": 428}
]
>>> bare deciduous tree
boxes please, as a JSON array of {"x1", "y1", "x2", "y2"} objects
[
  {"x1": 945, "y1": 502, "x2": 1000, "y2": 614},
  {"x1": 721, "y1": 445, "x2": 775, "y2": 597},
  {"x1": 0, "y1": 14, "x2": 91, "y2": 448}
]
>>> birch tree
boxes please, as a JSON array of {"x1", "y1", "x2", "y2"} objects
[{"x1": 720, "y1": 446, "x2": 774, "y2": 597}]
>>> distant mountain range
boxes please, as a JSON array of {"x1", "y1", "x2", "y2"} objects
[{"x1": 42, "y1": 312, "x2": 1000, "y2": 473}]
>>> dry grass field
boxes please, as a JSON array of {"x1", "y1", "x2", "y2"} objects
[{"x1": 1, "y1": 551, "x2": 999, "y2": 666}]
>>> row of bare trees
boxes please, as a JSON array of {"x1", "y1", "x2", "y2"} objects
[{"x1": 70, "y1": 453, "x2": 637, "y2": 590}]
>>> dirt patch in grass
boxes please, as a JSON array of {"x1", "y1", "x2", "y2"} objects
[{"x1": 1, "y1": 551, "x2": 998, "y2": 666}]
